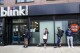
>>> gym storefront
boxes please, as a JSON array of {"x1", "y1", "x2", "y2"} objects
[{"x1": 0, "y1": 2, "x2": 80, "y2": 46}]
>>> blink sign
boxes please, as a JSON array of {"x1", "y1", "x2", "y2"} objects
[{"x1": 0, "y1": 5, "x2": 28, "y2": 17}]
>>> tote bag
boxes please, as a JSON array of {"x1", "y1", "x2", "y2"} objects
[{"x1": 43, "y1": 34, "x2": 47, "y2": 39}]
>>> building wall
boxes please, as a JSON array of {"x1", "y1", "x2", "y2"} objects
[{"x1": 0, "y1": 0, "x2": 80, "y2": 7}]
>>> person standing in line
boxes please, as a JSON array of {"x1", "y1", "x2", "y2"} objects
[
  {"x1": 56, "y1": 27, "x2": 64, "y2": 47},
  {"x1": 24, "y1": 29, "x2": 29, "y2": 48},
  {"x1": 43, "y1": 28, "x2": 49, "y2": 48},
  {"x1": 65, "y1": 28, "x2": 73, "y2": 48}
]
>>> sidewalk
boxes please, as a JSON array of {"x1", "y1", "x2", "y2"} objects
[{"x1": 0, "y1": 45, "x2": 80, "y2": 53}]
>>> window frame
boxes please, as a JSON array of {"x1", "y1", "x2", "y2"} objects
[
  {"x1": 16, "y1": 0, "x2": 34, "y2": 3},
  {"x1": 0, "y1": 0, "x2": 4, "y2": 5},
  {"x1": 46, "y1": 0, "x2": 56, "y2": 1}
]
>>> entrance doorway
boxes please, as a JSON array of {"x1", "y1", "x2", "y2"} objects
[
  {"x1": 12, "y1": 24, "x2": 27, "y2": 44},
  {"x1": 5, "y1": 18, "x2": 28, "y2": 45},
  {"x1": 12, "y1": 19, "x2": 28, "y2": 44}
]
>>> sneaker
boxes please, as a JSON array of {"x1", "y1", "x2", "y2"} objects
[
  {"x1": 44, "y1": 45, "x2": 46, "y2": 48},
  {"x1": 44, "y1": 46, "x2": 46, "y2": 48},
  {"x1": 68, "y1": 46, "x2": 70, "y2": 48},
  {"x1": 57, "y1": 44, "x2": 60, "y2": 47},
  {"x1": 71, "y1": 46, "x2": 73, "y2": 48},
  {"x1": 23, "y1": 45, "x2": 28, "y2": 48},
  {"x1": 54, "y1": 46, "x2": 57, "y2": 48},
  {"x1": 23, "y1": 45, "x2": 26, "y2": 48}
]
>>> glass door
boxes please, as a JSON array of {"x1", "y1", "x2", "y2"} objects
[
  {"x1": 12, "y1": 19, "x2": 28, "y2": 44},
  {"x1": 12, "y1": 24, "x2": 20, "y2": 44},
  {"x1": 12, "y1": 24, "x2": 27, "y2": 44},
  {"x1": 19, "y1": 24, "x2": 27, "y2": 43}
]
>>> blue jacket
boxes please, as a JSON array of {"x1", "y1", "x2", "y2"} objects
[{"x1": 65, "y1": 29, "x2": 73, "y2": 36}]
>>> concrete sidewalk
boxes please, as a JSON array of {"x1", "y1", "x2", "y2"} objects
[{"x1": 0, "y1": 45, "x2": 80, "y2": 53}]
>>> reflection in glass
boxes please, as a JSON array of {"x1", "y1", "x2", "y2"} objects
[{"x1": 12, "y1": 19, "x2": 27, "y2": 44}]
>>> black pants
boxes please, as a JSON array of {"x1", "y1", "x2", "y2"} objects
[{"x1": 43, "y1": 39, "x2": 47, "y2": 45}]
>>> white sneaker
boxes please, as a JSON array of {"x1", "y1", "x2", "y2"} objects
[
  {"x1": 44, "y1": 44, "x2": 46, "y2": 48},
  {"x1": 44, "y1": 46, "x2": 46, "y2": 48},
  {"x1": 68, "y1": 46, "x2": 70, "y2": 48},
  {"x1": 71, "y1": 46, "x2": 73, "y2": 48}
]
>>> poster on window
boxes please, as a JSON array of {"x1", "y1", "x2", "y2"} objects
[{"x1": 70, "y1": 24, "x2": 79, "y2": 32}]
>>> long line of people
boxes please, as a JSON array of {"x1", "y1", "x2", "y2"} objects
[
  {"x1": 24, "y1": 27, "x2": 74, "y2": 48},
  {"x1": 43, "y1": 27, "x2": 74, "y2": 48}
]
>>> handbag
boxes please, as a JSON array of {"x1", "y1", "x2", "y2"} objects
[{"x1": 43, "y1": 34, "x2": 47, "y2": 39}]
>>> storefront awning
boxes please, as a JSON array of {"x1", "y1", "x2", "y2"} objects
[{"x1": 29, "y1": 2, "x2": 80, "y2": 16}]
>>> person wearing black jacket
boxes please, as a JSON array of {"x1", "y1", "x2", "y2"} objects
[
  {"x1": 56, "y1": 27, "x2": 64, "y2": 47},
  {"x1": 65, "y1": 28, "x2": 73, "y2": 48},
  {"x1": 24, "y1": 29, "x2": 29, "y2": 48}
]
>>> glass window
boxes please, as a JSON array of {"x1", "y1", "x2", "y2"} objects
[
  {"x1": 68, "y1": 20, "x2": 80, "y2": 44},
  {"x1": 0, "y1": 0, "x2": 4, "y2": 5},
  {"x1": 55, "y1": 14, "x2": 80, "y2": 44},
  {"x1": 17, "y1": 0, "x2": 21, "y2": 2},
  {"x1": 16, "y1": 0, "x2": 33, "y2": 3},
  {"x1": 30, "y1": 21, "x2": 39, "y2": 32},
  {"x1": 13, "y1": 19, "x2": 27, "y2": 23},
  {"x1": 21, "y1": 0, "x2": 25, "y2": 2},
  {"x1": 30, "y1": 16, "x2": 55, "y2": 44},
  {"x1": 46, "y1": 0, "x2": 56, "y2": 1},
  {"x1": 26, "y1": 0, "x2": 33, "y2": 2},
  {"x1": 30, "y1": 20, "x2": 40, "y2": 44}
]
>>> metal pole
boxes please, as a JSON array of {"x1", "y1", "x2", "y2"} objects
[{"x1": 53, "y1": 16, "x2": 56, "y2": 46}]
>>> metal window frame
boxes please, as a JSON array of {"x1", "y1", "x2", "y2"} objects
[
  {"x1": 16, "y1": 0, "x2": 34, "y2": 3},
  {"x1": 0, "y1": 0, "x2": 4, "y2": 5}
]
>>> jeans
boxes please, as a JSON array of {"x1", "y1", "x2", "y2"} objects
[
  {"x1": 67, "y1": 36, "x2": 73, "y2": 47},
  {"x1": 57, "y1": 36, "x2": 61, "y2": 46}
]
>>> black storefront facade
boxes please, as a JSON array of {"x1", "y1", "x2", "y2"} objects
[{"x1": 0, "y1": 2, "x2": 80, "y2": 46}]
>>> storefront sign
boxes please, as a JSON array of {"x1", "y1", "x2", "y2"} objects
[
  {"x1": 0, "y1": 5, "x2": 28, "y2": 17},
  {"x1": 70, "y1": 24, "x2": 79, "y2": 32}
]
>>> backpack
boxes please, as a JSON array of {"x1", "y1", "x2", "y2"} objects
[{"x1": 61, "y1": 30, "x2": 64, "y2": 37}]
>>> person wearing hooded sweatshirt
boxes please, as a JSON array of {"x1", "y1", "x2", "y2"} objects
[{"x1": 65, "y1": 28, "x2": 73, "y2": 48}]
